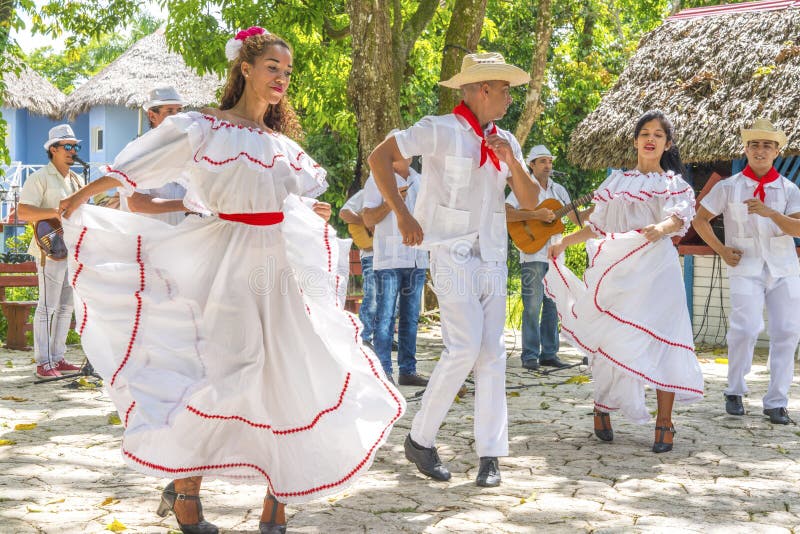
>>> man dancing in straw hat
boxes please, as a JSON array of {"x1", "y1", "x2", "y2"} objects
[
  {"x1": 693, "y1": 118, "x2": 800, "y2": 425},
  {"x1": 369, "y1": 52, "x2": 538, "y2": 487}
]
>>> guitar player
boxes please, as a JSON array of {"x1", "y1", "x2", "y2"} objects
[
  {"x1": 505, "y1": 145, "x2": 592, "y2": 371},
  {"x1": 17, "y1": 124, "x2": 85, "y2": 378}
]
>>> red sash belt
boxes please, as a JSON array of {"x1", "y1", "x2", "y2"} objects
[{"x1": 218, "y1": 212, "x2": 284, "y2": 225}]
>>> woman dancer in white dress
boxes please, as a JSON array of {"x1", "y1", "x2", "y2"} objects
[
  {"x1": 58, "y1": 27, "x2": 405, "y2": 533},
  {"x1": 546, "y1": 110, "x2": 703, "y2": 453}
]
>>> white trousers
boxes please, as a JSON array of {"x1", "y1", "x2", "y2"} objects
[
  {"x1": 725, "y1": 271, "x2": 800, "y2": 409},
  {"x1": 410, "y1": 247, "x2": 509, "y2": 457},
  {"x1": 34, "y1": 258, "x2": 74, "y2": 368}
]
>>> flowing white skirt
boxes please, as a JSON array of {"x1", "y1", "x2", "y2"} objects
[
  {"x1": 62, "y1": 195, "x2": 405, "y2": 504},
  {"x1": 544, "y1": 232, "x2": 703, "y2": 424}
]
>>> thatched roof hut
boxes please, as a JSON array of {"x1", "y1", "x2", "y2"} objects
[
  {"x1": 63, "y1": 29, "x2": 222, "y2": 120},
  {"x1": 569, "y1": 1, "x2": 800, "y2": 170},
  {"x1": 1, "y1": 59, "x2": 66, "y2": 119}
]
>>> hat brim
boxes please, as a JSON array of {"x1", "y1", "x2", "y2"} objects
[
  {"x1": 439, "y1": 64, "x2": 531, "y2": 89},
  {"x1": 741, "y1": 128, "x2": 787, "y2": 148},
  {"x1": 43, "y1": 138, "x2": 81, "y2": 151},
  {"x1": 527, "y1": 154, "x2": 556, "y2": 164},
  {"x1": 143, "y1": 99, "x2": 185, "y2": 111}
]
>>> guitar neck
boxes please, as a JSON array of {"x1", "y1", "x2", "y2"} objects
[{"x1": 554, "y1": 192, "x2": 594, "y2": 218}]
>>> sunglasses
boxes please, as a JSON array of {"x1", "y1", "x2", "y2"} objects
[{"x1": 55, "y1": 143, "x2": 81, "y2": 152}]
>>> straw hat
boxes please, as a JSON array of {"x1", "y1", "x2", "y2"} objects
[
  {"x1": 143, "y1": 86, "x2": 184, "y2": 111},
  {"x1": 43, "y1": 124, "x2": 80, "y2": 150},
  {"x1": 740, "y1": 118, "x2": 787, "y2": 148},
  {"x1": 439, "y1": 52, "x2": 530, "y2": 89}
]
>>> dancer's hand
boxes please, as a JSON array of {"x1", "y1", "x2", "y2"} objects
[
  {"x1": 744, "y1": 198, "x2": 776, "y2": 218},
  {"x1": 485, "y1": 134, "x2": 515, "y2": 165},
  {"x1": 720, "y1": 246, "x2": 743, "y2": 267},
  {"x1": 398, "y1": 212, "x2": 424, "y2": 246},
  {"x1": 59, "y1": 191, "x2": 89, "y2": 219},
  {"x1": 548, "y1": 240, "x2": 567, "y2": 259},
  {"x1": 641, "y1": 224, "x2": 665, "y2": 242},
  {"x1": 312, "y1": 201, "x2": 332, "y2": 222}
]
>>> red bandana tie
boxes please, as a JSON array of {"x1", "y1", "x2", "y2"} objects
[
  {"x1": 452, "y1": 101, "x2": 501, "y2": 171},
  {"x1": 742, "y1": 164, "x2": 779, "y2": 202}
]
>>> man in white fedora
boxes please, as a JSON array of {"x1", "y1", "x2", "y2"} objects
[
  {"x1": 693, "y1": 118, "x2": 800, "y2": 425},
  {"x1": 18, "y1": 125, "x2": 85, "y2": 378},
  {"x1": 368, "y1": 52, "x2": 539, "y2": 486},
  {"x1": 506, "y1": 145, "x2": 592, "y2": 371},
  {"x1": 121, "y1": 86, "x2": 188, "y2": 225}
]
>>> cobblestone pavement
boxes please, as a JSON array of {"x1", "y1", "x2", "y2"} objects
[{"x1": 1, "y1": 327, "x2": 799, "y2": 533}]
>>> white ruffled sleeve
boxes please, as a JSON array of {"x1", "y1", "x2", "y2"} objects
[
  {"x1": 661, "y1": 173, "x2": 696, "y2": 237},
  {"x1": 103, "y1": 112, "x2": 205, "y2": 196},
  {"x1": 586, "y1": 170, "x2": 622, "y2": 236},
  {"x1": 278, "y1": 135, "x2": 328, "y2": 198}
]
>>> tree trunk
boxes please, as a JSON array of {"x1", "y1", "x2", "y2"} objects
[
  {"x1": 437, "y1": 0, "x2": 487, "y2": 114},
  {"x1": 347, "y1": 0, "x2": 438, "y2": 185},
  {"x1": 513, "y1": 0, "x2": 554, "y2": 145},
  {"x1": 347, "y1": 2, "x2": 401, "y2": 185}
]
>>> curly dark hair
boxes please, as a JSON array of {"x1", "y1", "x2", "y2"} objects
[{"x1": 219, "y1": 32, "x2": 303, "y2": 140}]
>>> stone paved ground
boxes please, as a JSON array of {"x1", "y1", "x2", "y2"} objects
[{"x1": 1, "y1": 328, "x2": 799, "y2": 533}]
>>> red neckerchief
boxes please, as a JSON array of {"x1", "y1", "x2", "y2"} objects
[
  {"x1": 452, "y1": 101, "x2": 501, "y2": 171},
  {"x1": 742, "y1": 164, "x2": 780, "y2": 202}
]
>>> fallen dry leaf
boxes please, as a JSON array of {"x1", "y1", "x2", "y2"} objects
[
  {"x1": 1, "y1": 396, "x2": 28, "y2": 402},
  {"x1": 520, "y1": 491, "x2": 538, "y2": 504},
  {"x1": 107, "y1": 413, "x2": 122, "y2": 426},
  {"x1": 105, "y1": 519, "x2": 127, "y2": 532},
  {"x1": 564, "y1": 375, "x2": 590, "y2": 384},
  {"x1": 14, "y1": 423, "x2": 37, "y2": 431},
  {"x1": 100, "y1": 497, "x2": 120, "y2": 507},
  {"x1": 507, "y1": 391, "x2": 520, "y2": 397},
  {"x1": 539, "y1": 401, "x2": 550, "y2": 410},
  {"x1": 714, "y1": 358, "x2": 729, "y2": 365},
  {"x1": 0, "y1": 439, "x2": 16, "y2": 446},
  {"x1": 46, "y1": 498, "x2": 65, "y2": 505},
  {"x1": 4, "y1": 360, "x2": 12, "y2": 368}
]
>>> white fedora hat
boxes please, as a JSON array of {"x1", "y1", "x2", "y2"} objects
[
  {"x1": 143, "y1": 86, "x2": 185, "y2": 111},
  {"x1": 43, "y1": 124, "x2": 80, "y2": 150},
  {"x1": 526, "y1": 145, "x2": 555, "y2": 164},
  {"x1": 439, "y1": 52, "x2": 530, "y2": 89},
  {"x1": 741, "y1": 118, "x2": 787, "y2": 148}
]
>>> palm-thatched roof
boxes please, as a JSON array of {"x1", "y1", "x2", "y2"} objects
[
  {"x1": 1, "y1": 59, "x2": 66, "y2": 119},
  {"x1": 63, "y1": 29, "x2": 222, "y2": 120},
  {"x1": 569, "y1": 1, "x2": 800, "y2": 170}
]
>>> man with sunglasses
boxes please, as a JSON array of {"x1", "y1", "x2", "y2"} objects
[{"x1": 18, "y1": 124, "x2": 85, "y2": 378}]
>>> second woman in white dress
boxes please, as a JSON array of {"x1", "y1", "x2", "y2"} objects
[{"x1": 546, "y1": 110, "x2": 703, "y2": 453}]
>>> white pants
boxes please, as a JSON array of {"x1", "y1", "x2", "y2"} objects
[
  {"x1": 34, "y1": 258, "x2": 74, "y2": 368},
  {"x1": 410, "y1": 247, "x2": 509, "y2": 457},
  {"x1": 725, "y1": 271, "x2": 800, "y2": 409}
]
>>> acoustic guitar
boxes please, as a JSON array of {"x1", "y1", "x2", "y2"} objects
[
  {"x1": 348, "y1": 223, "x2": 374, "y2": 250},
  {"x1": 34, "y1": 218, "x2": 68, "y2": 261},
  {"x1": 507, "y1": 192, "x2": 594, "y2": 254}
]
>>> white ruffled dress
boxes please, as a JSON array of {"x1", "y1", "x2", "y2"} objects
[
  {"x1": 62, "y1": 112, "x2": 405, "y2": 503},
  {"x1": 544, "y1": 169, "x2": 703, "y2": 424}
]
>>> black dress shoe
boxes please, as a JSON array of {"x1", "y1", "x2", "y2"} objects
[
  {"x1": 476, "y1": 457, "x2": 501, "y2": 487},
  {"x1": 521, "y1": 359, "x2": 540, "y2": 371},
  {"x1": 540, "y1": 356, "x2": 570, "y2": 369},
  {"x1": 725, "y1": 394, "x2": 745, "y2": 415},
  {"x1": 763, "y1": 407, "x2": 792, "y2": 425},
  {"x1": 398, "y1": 373, "x2": 429, "y2": 387},
  {"x1": 403, "y1": 434, "x2": 451, "y2": 481}
]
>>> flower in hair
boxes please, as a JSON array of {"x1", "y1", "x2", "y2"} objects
[{"x1": 225, "y1": 26, "x2": 270, "y2": 61}]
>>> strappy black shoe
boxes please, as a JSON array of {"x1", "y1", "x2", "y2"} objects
[
  {"x1": 156, "y1": 481, "x2": 219, "y2": 534},
  {"x1": 260, "y1": 493, "x2": 287, "y2": 534},
  {"x1": 593, "y1": 409, "x2": 614, "y2": 442},
  {"x1": 652, "y1": 425, "x2": 676, "y2": 453}
]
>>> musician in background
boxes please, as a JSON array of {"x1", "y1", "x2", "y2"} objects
[
  {"x1": 121, "y1": 87, "x2": 187, "y2": 225},
  {"x1": 339, "y1": 189, "x2": 378, "y2": 345},
  {"x1": 18, "y1": 125, "x2": 85, "y2": 378},
  {"x1": 505, "y1": 145, "x2": 592, "y2": 371},
  {"x1": 362, "y1": 145, "x2": 429, "y2": 387}
]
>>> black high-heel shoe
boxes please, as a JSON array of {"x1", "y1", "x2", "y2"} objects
[
  {"x1": 156, "y1": 481, "x2": 219, "y2": 534},
  {"x1": 593, "y1": 409, "x2": 614, "y2": 442},
  {"x1": 652, "y1": 425, "x2": 676, "y2": 453},
  {"x1": 260, "y1": 493, "x2": 287, "y2": 534}
]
